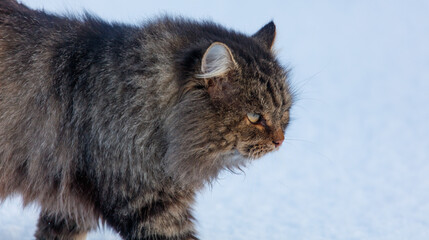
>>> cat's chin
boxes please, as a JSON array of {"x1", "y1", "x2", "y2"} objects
[{"x1": 236, "y1": 143, "x2": 276, "y2": 160}]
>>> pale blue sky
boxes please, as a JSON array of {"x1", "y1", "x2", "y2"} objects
[{"x1": 1, "y1": 1, "x2": 429, "y2": 239}]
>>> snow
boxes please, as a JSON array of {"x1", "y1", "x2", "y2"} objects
[{"x1": 1, "y1": 0, "x2": 429, "y2": 239}]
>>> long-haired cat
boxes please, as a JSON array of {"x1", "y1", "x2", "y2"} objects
[{"x1": 0, "y1": 0, "x2": 293, "y2": 239}]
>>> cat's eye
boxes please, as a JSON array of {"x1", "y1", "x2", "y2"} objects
[{"x1": 247, "y1": 113, "x2": 261, "y2": 123}]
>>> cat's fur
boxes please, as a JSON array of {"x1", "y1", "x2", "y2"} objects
[{"x1": 0, "y1": 1, "x2": 293, "y2": 239}]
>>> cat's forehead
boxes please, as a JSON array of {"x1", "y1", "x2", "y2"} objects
[{"x1": 240, "y1": 59, "x2": 290, "y2": 113}]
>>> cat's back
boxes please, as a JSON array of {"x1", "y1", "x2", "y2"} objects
[
  {"x1": 0, "y1": 0, "x2": 51, "y2": 40},
  {"x1": 0, "y1": 0, "x2": 25, "y2": 17},
  {"x1": 0, "y1": 0, "x2": 63, "y2": 78}
]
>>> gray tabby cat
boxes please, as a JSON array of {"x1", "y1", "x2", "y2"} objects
[{"x1": 0, "y1": 1, "x2": 293, "y2": 239}]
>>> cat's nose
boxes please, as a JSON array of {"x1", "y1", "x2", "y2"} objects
[
  {"x1": 272, "y1": 130, "x2": 284, "y2": 148},
  {"x1": 273, "y1": 139, "x2": 284, "y2": 148}
]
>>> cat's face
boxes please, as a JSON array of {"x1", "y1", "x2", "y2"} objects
[
  {"x1": 196, "y1": 22, "x2": 292, "y2": 160},
  {"x1": 221, "y1": 67, "x2": 291, "y2": 160},
  {"x1": 234, "y1": 92, "x2": 291, "y2": 159}
]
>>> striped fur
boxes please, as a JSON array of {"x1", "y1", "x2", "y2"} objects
[{"x1": 0, "y1": 1, "x2": 293, "y2": 239}]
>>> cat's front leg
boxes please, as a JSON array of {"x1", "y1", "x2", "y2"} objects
[
  {"x1": 104, "y1": 193, "x2": 199, "y2": 240},
  {"x1": 34, "y1": 210, "x2": 92, "y2": 240}
]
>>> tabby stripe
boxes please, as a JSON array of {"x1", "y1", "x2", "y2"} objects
[{"x1": 266, "y1": 80, "x2": 280, "y2": 108}]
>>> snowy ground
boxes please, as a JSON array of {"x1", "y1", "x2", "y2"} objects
[{"x1": 1, "y1": 0, "x2": 429, "y2": 239}]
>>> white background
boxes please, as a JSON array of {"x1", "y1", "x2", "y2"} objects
[{"x1": 1, "y1": 0, "x2": 429, "y2": 239}]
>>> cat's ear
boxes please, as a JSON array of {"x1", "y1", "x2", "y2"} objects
[
  {"x1": 196, "y1": 42, "x2": 236, "y2": 79},
  {"x1": 252, "y1": 21, "x2": 276, "y2": 49},
  {"x1": 196, "y1": 42, "x2": 238, "y2": 102}
]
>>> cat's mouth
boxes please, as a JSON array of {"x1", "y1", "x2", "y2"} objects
[{"x1": 238, "y1": 143, "x2": 276, "y2": 159}]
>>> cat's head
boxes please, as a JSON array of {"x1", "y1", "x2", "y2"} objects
[
  {"x1": 182, "y1": 21, "x2": 293, "y2": 160},
  {"x1": 164, "y1": 21, "x2": 292, "y2": 186}
]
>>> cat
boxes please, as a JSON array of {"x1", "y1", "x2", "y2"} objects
[{"x1": 0, "y1": 0, "x2": 293, "y2": 239}]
